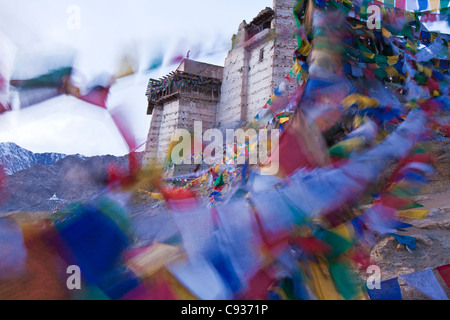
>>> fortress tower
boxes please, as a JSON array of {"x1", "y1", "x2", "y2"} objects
[
  {"x1": 143, "y1": 0, "x2": 298, "y2": 166},
  {"x1": 216, "y1": 0, "x2": 298, "y2": 128},
  {"x1": 143, "y1": 59, "x2": 223, "y2": 163}
]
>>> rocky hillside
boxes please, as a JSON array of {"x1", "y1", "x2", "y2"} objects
[{"x1": 0, "y1": 145, "x2": 142, "y2": 212}]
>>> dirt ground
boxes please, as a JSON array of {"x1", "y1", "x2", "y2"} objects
[
  {"x1": 362, "y1": 191, "x2": 450, "y2": 300},
  {"x1": 356, "y1": 139, "x2": 450, "y2": 300}
]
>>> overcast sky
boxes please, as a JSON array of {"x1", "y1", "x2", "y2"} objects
[{"x1": 0, "y1": 0, "x2": 273, "y2": 156}]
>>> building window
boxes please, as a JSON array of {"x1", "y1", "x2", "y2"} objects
[{"x1": 259, "y1": 48, "x2": 264, "y2": 62}]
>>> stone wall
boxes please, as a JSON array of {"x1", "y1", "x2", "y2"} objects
[
  {"x1": 143, "y1": 94, "x2": 219, "y2": 164},
  {"x1": 245, "y1": 33, "x2": 276, "y2": 122},
  {"x1": 215, "y1": 45, "x2": 248, "y2": 128},
  {"x1": 217, "y1": 0, "x2": 298, "y2": 128},
  {"x1": 272, "y1": 0, "x2": 299, "y2": 95},
  {"x1": 178, "y1": 98, "x2": 217, "y2": 131},
  {"x1": 142, "y1": 105, "x2": 163, "y2": 163}
]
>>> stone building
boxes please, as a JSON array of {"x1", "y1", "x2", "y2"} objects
[
  {"x1": 143, "y1": 0, "x2": 298, "y2": 165},
  {"x1": 144, "y1": 59, "x2": 223, "y2": 162}
]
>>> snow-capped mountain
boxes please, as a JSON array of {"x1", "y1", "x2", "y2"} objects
[
  {"x1": 0, "y1": 142, "x2": 72, "y2": 175},
  {"x1": 0, "y1": 147, "x2": 143, "y2": 213}
]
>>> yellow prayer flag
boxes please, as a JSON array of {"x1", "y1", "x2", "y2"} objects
[
  {"x1": 363, "y1": 52, "x2": 375, "y2": 59},
  {"x1": 397, "y1": 209, "x2": 429, "y2": 219},
  {"x1": 350, "y1": 23, "x2": 365, "y2": 29},
  {"x1": 138, "y1": 189, "x2": 165, "y2": 199},
  {"x1": 381, "y1": 28, "x2": 391, "y2": 38},
  {"x1": 431, "y1": 33, "x2": 438, "y2": 42},
  {"x1": 331, "y1": 224, "x2": 354, "y2": 242},
  {"x1": 127, "y1": 243, "x2": 184, "y2": 278},
  {"x1": 305, "y1": 259, "x2": 343, "y2": 300},
  {"x1": 387, "y1": 56, "x2": 399, "y2": 66},
  {"x1": 416, "y1": 62, "x2": 424, "y2": 73},
  {"x1": 429, "y1": 0, "x2": 439, "y2": 10},
  {"x1": 293, "y1": 60, "x2": 302, "y2": 74},
  {"x1": 385, "y1": 66, "x2": 399, "y2": 78},
  {"x1": 151, "y1": 192, "x2": 165, "y2": 200},
  {"x1": 298, "y1": 39, "x2": 312, "y2": 57},
  {"x1": 342, "y1": 94, "x2": 379, "y2": 109},
  {"x1": 407, "y1": 39, "x2": 416, "y2": 51},
  {"x1": 353, "y1": 115, "x2": 364, "y2": 128},
  {"x1": 116, "y1": 56, "x2": 136, "y2": 79}
]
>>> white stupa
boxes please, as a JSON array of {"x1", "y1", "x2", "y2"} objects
[
  {"x1": 47, "y1": 193, "x2": 65, "y2": 211},
  {"x1": 48, "y1": 193, "x2": 60, "y2": 201}
]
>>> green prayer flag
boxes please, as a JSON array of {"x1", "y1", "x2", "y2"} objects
[{"x1": 329, "y1": 261, "x2": 363, "y2": 300}]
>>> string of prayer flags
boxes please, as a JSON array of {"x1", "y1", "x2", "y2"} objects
[
  {"x1": 11, "y1": 66, "x2": 73, "y2": 109},
  {"x1": 1, "y1": 0, "x2": 450, "y2": 301},
  {"x1": 364, "y1": 265, "x2": 450, "y2": 301},
  {"x1": 401, "y1": 268, "x2": 449, "y2": 300}
]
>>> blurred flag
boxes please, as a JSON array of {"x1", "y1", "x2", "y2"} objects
[
  {"x1": 115, "y1": 55, "x2": 137, "y2": 79},
  {"x1": 10, "y1": 66, "x2": 72, "y2": 109},
  {"x1": 148, "y1": 53, "x2": 164, "y2": 71},
  {"x1": 65, "y1": 73, "x2": 113, "y2": 109},
  {"x1": 0, "y1": 32, "x2": 17, "y2": 114},
  {"x1": 78, "y1": 84, "x2": 111, "y2": 109},
  {"x1": 261, "y1": 111, "x2": 330, "y2": 178}
]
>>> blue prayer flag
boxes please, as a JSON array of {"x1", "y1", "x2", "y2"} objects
[{"x1": 367, "y1": 277, "x2": 403, "y2": 300}]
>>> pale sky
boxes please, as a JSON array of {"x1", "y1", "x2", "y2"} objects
[{"x1": 0, "y1": 0, "x2": 273, "y2": 156}]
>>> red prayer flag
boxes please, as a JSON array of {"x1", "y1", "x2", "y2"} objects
[
  {"x1": 264, "y1": 112, "x2": 330, "y2": 178},
  {"x1": 436, "y1": 264, "x2": 450, "y2": 290},
  {"x1": 0, "y1": 102, "x2": 11, "y2": 114},
  {"x1": 79, "y1": 85, "x2": 110, "y2": 109}
]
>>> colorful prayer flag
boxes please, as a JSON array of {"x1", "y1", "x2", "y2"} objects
[{"x1": 401, "y1": 268, "x2": 449, "y2": 300}]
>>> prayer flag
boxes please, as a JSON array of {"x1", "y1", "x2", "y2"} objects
[{"x1": 401, "y1": 268, "x2": 448, "y2": 300}]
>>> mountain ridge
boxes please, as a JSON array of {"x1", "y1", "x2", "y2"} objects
[
  {"x1": 0, "y1": 143, "x2": 142, "y2": 212},
  {"x1": 0, "y1": 142, "x2": 78, "y2": 175}
]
